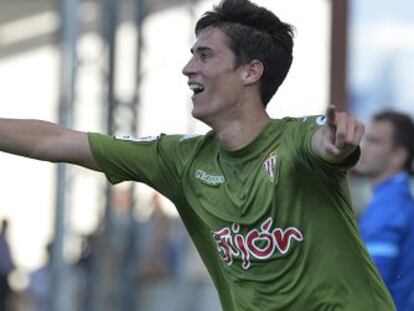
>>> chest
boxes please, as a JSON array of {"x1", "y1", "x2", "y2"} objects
[{"x1": 183, "y1": 145, "x2": 302, "y2": 223}]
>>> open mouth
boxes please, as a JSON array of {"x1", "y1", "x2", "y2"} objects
[{"x1": 188, "y1": 82, "x2": 205, "y2": 95}]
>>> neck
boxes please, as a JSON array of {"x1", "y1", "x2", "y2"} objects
[
  {"x1": 369, "y1": 168, "x2": 404, "y2": 187},
  {"x1": 214, "y1": 109, "x2": 271, "y2": 151}
]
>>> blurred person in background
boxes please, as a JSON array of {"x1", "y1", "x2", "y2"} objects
[
  {"x1": 137, "y1": 193, "x2": 177, "y2": 281},
  {"x1": 26, "y1": 242, "x2": 53, "y2": 311},
  {"x1": 180, "y1": 241, "x2": 221, "y2": 311},
  {"x1": 136, "y1": 193, "x2": 188, "y2": 311},
  {"x1": 0, "y1": 219, "x2": 14, "y2": 311},
  {"x1": 354, "y1": 111, "x2": 414, "y2": 311},
  {"x1": 75, "y1": 233, "x2": 99, "y2": 311},
  {"x1": 0, "y1": 0, "x2": 397, "y2": 309},
  {"x1": 25, "y1": 241, "x2": 76, "y2": 311}
]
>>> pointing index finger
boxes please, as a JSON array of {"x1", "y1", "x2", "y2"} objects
[{"x1": 326, "y1": 105, "x2": 336, "y2": 127}]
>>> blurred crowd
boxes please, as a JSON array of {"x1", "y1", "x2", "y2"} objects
[{"x1": 0, "y1": 192, "x2": 221, "y2": 311}]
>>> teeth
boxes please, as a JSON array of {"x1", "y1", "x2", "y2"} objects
[{"x1": 189, "y1": 83, "x2": 204, "y2": 93}]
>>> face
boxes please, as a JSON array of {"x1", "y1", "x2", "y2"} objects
[
  {"x1": 182, "y1": 27, "x2": 247, "y2": 125},
  {"x1": 355, "y1": 120, "x2": 396, "y2": 178}
]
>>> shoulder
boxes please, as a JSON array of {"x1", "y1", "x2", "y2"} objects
[
  {"x1": 166, "y1": 131, "x2": 214, "y2": 153},
  {"x1": 369, "y1": 191, "x2": 414, "y2": 229},
  {"x1": 275, "y1": 115, "x2": 327, "y2": 139},
  {"x1": 275, "y1": 115, "x2": 326, "y2": 153},
  {"x1": 281, "y1": 115, "x2": 327, "y2": 128},
  {"x1": 90, "y1": 132, "x2": 208, "y2": 148}
]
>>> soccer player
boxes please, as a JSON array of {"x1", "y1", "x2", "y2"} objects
[
  {"x1": 355, "y1": 111, "x2": 414, "y2": 311},
  {"x1": 0, "y1": 0, "x2": 395, "y2": 310}
]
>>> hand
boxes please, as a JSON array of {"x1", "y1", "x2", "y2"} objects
[{"x1": 312, "y1": 105, "x2": 365, "y2": 164}]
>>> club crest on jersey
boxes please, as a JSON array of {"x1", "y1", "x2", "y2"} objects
[
  {"x1": 262, "y1": 152, "x2": 278, "y2": 183},
  {"x1": 212, "y1": 218, "x2": 303, "y2": 270}
]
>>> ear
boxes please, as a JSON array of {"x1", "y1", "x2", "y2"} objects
[
  {"x1": 390, "y1": 147, "x2": 408, "y2": 170},
  {"x1": 242, "y1": 59, "x2": 264, "y2": 86}
]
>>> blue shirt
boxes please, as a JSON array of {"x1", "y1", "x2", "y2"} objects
[{"x1": 360, "y1": 172, "x2": 414, "y2": 311}]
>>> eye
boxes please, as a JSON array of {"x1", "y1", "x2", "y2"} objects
[{"x1": 200, "y1": 52, "x2": 208, "y2": 60}]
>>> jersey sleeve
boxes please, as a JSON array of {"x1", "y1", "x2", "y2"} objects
[
  {"x1": 88, "y1": 132, "x2": 202, "y2": 201},
  {"x1": 286, "y1": 115, "x2": 360, "y2": 173}
]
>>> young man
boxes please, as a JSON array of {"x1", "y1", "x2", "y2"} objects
[
  {"x1": 0, "y1": 0, "x2": 395, "y2": 310},
  {"x1": 355, "y1": 111, "x2": 414, "y2": 311}
]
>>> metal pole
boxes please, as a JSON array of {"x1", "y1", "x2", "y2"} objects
[
  {"x1": 92, "y1": 0, "x2": 119, "y2": 310},
  {"x1": 119, "y1": 2, "x2": 147, "y2": 310},
  {"x1": 102, "y1": 0, "x2": 118, "y2": 260},
  {"x1": 330, "y1": 0, "x2": 349, "y2": 112},
  {"x1": 51, "y1": 0, "x2": 78, "y2": 310}
]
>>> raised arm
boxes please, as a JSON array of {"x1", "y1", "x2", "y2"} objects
[
  {"x1": 0, "y1": 118, "x2": 101, "y2": 171},
  {"x1": 311, "y1": 106, "x2": 365, "y2": 164}
]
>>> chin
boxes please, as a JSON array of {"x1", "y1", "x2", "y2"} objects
[
  {"x1": 191, "y1": 108, "x2": 214, "y2": 127},
  {"x1": 354, "y1": 168, "x2": 377, "y2": 179},
  {"x1": 353, "y1": 166, "x2": 367, "y2": 175},
  {"x1": 191, "y1": 107, "x2": 202, "y2": 120},
  {"x1": 192, "y1": 110, "x2": 207, "y2": 123},
  {"x1": 191, "y1": 104, "x2": 207, "y2": 120}
]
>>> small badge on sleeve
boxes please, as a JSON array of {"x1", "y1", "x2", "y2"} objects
[
  {"x1": 316, "y1": 116, "x2": 327, "y2": 126},
  {"x1": 114, "y1": 134, "x2": 158, "y2": 143}
]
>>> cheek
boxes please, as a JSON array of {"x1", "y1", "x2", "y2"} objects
[
  {"x1": 218, "y1": 77, "x2": 243, "y2": 94},
  {"x1": 361, "y1": 147, "x2": 382, "y2": 167},
  {"x1": 366, "y1": 147, "x2": 380, "y2": 159},
  {"x1": 371, "y1": 149, "x2": 390, "y2": 166},
  {"x1": 207, "y1": 81, "x2": 232, "y2": 98}
]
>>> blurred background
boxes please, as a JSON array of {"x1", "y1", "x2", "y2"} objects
[{"x1": 0, "y1": 0, "x2": 413, "y2": 310}]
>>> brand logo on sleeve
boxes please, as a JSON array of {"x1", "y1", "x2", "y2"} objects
[
  {"x1": 114, "y1": 134, "x2": 158, "y2": 143},
  {"x1": 195, "y1": 169, "x2": 225, "y2": 186},
  {"x1": 212, "y1": 218, "x2": 303, "y2": 270}
]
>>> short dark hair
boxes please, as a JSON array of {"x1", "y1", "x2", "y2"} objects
[
  {"x1": 195, "y1": 0, "x2": 294, "y2": 106},
  {"x1": 373, "y1": 111, "x2": 414, "y2": 173}
]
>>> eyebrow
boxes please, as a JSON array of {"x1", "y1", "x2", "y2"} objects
[{"x1": 190, "y1": 46, "x2": 214, "y2": 54}]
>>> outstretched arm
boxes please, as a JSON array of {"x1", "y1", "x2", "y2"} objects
[
  {"x1": 311, "y1": 106, "x2": 365, "y2": 164},
  {"x1": 0, "y1": 118, "x2": 101, "y2": 171}
]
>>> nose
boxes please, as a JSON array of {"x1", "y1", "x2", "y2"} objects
[{"x1": 182, "y1": 56, "x2": 196, "y2": 77}]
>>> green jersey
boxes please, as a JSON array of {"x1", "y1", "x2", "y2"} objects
[{"x1": 88, "y1": 116, "x2": 395, "y2": 311}]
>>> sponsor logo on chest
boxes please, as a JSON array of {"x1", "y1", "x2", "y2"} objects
[
  {"x1": 212, "y1": 218, "x2": 303, "y2": 270},
  {"x1": 195, "y1": 169, "x2": 225, "y2": 186}
]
